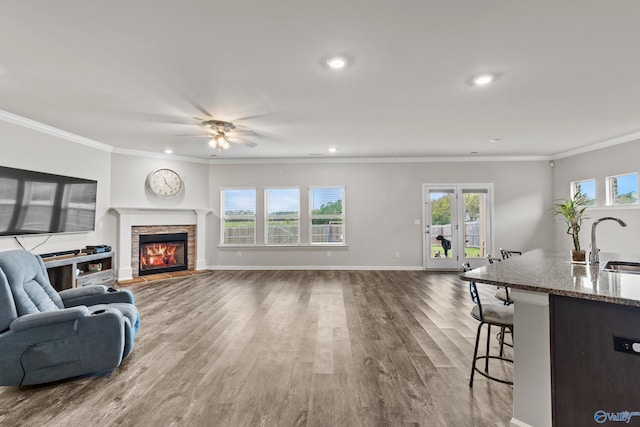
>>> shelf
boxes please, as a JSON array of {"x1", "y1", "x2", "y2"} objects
[{"x1": 43, "y1": 251, "x2": 115, "y2": 291}]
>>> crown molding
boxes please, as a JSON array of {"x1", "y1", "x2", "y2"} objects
[
  {"x1": 208, "y1": 155, "x2": 551, "y2": 165},
  {"x1": 3, "y1": 108, "x2": 637, "y2": 163},
  {"x1": 552, "y1": 131, "x2": 640, "y2": 159},
  {"x1": 111, "y1": 147, "x2": 210, "y2": 164},
  {"x1": 0, "y1": 109, "x2": 113, "y2": 152}
]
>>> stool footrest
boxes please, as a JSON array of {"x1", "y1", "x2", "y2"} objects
[{"x1": 472, "y1": 355, "x2": 513, "y2": 386}]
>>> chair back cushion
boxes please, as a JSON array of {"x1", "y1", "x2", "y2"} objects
[
  {"x1": 0, "y1": 250, "x2": 63, "y2": 319},
  {"x1": 0, "y1": 268, "x2": 18, "y2": 331}
]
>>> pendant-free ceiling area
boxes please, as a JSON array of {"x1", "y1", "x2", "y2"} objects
[{"x1": 1, "y1": 2, "x2": 640, "y2": 159}]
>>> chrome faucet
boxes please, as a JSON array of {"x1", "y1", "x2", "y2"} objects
[{"x1": 589, "y1": 217, "x2": 627, "y2": 264}]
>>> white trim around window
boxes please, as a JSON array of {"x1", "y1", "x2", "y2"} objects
[
  {"x1": 264, "y1": 187, "x2": 300, "y2": 245},
  {"x1": 309, "y1": 185, "x2": 345, "y2": 245},
  {"x1": 221, "y1": 187, "x2": 256, "y2": 245},
  {"x1": 606, "y1": 172, "x2": 639, "y2": 206}
]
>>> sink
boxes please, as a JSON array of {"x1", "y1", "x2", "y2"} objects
[{"x1": 603, "y1": 261, "x2": 640, "y2": 274}]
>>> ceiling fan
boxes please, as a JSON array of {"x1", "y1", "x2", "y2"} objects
[{"x1": 181, "y1": 119, "x2": 258, "y2": 152}]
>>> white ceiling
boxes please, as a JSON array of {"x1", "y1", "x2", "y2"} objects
[{"x1": 1, "y1": 1, "x2": 640, "y2": 160}]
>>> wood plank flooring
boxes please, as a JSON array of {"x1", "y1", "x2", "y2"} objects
[{"x1": 0, "y1": 270, "x2": 513, "y2": 426}]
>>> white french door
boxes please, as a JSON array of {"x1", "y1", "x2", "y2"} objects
[{"x1": 423, "y1": 184, "x2": 494, "y2": 270}]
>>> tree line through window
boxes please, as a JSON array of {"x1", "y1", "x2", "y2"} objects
[
  {"x1": 571, "y1": 172, "x2": 638, "y2": 206},
  {"x1": 221, "y1": 186, "x2": 345, "y2": 245}
]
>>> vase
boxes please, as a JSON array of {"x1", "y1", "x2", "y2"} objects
[{"x1": 571, "y1": 249, "x2": 586, "y2": 264}]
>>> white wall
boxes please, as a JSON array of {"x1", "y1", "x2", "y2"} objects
[
  {"x1": 0, "y1": 119, "x2": 113, "y2": 254},
  {"x1": 207, "y1": 160, "x2": 553, "y2": 268},
  {"x1": 109, "y1": 153, "x2": 210, "y2": 209},
  {"x1": 552, "y1": 140, "x2": 640, "y2": 254},
  {"x1": 0, "y1": 114, "x2": 555, "y2": 269}
]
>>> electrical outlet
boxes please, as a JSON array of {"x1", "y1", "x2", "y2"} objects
[
  {"x1": 395, "y1": 251, "x2": 400, "y2": 258},
  {"x1": 327, "y1": 251, "x2": 332, "y2": 258},
  {"x1": 237, "y1": 251, "x2": 242, "y2": 257},
  {"x1": 414, "y1": 219, "x2": 421, "y2": 225}
]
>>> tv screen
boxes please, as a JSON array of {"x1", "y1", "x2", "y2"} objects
[{"x1": 0, "y1": 166, "x2": 97, "y2": 236}]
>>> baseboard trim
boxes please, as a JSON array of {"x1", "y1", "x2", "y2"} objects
[{"x1": 206, "y1": 265, "x2": 425, "y2": 271}]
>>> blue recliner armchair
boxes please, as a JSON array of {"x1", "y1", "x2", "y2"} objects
[{"x1": 0, "y1": 250, "x2": 140, "y2": 386}]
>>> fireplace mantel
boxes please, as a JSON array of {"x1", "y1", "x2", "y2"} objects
[{"x1": 110, "y1": 208, "x2": 211, "y2": 281}]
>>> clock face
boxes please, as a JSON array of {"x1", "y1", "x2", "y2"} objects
[{"x1": 147, "y1": 168, "x2": 183, "y2": 198}]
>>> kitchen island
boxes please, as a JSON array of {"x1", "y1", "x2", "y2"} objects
[{"x1": 461, "y1": 249, "x2": 640, "y2": 427}]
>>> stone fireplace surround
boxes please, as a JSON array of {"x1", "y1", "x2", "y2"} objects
[{"x1": 111, "y1": 208, "x2": 211, "y2": 281}]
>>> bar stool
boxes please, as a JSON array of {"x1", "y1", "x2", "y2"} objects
[
  {"x1": 500, "y1": 248, "x2": 522, "y2": 259},
  {"x1": 463, "y1": 263, "x2": 514, "y2": 387},
  {"x1": 487, "y1": 255, "x2": 512, "y2": 305},
  {"x1": 496, "y1": 249, "x2": 522, "y2": 304}
]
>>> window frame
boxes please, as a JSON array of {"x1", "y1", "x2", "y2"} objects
[
  {"x1": 220, "y1": 187, "x2": 257, "y2": 245},
  {"x1": 570, "y1": 179, "x2": 596, "y2": 206},
  {"x1": 264, "y1": 187, "x2": 301, "y2": 246},
  {"x1": 309, "y1": 185, "x2": 346, "y2": 245},
  {"x1": 605, "y1": 172, "x2": 639, "y2": 206}
]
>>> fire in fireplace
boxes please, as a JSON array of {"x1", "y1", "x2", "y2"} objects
[{"x1": 139, "y1": 232, "x2": 188, "y2": 276}]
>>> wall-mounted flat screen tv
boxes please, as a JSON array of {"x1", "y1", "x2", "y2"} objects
[{"x1": 0, "y1": 166, "x2": 97, "y2": 236}]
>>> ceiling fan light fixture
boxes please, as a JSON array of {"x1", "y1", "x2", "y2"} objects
[
  {"x1": 199, "y1": 119, "x2": 257, "y2": 152},
  {"x1": 209, "y1": 133, "x2": 231, "y2": 152},
  {"x1": 219, "y1": 137, "x2": 230, "y2": 150}
]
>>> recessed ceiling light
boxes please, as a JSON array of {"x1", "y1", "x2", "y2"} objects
[
  {"x1": 326, "y1": 56, "x2": 348, "y2": 70},
  {"x1": 164, "y1": 149, "x2": 173, "y2": 154},
  {"x1": 472, "y1": 73, "x2": 494, "y2": 86},
  {"x1": 470, "y1": 151, "x2": 479, "y2": 155},
  {"x1": 489, "y1": 138, "x2": 502, "y2": 143},
  {"x1": 328, "y1": 147, "x2": 337, "y2": 153}
]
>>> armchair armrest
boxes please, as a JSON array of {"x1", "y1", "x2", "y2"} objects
[
  {"x1": 62, "y1": 288, "x2": 135, "y2": 308},
  {"x1": 59, "y1": 285, "x2": 108, "y2": 300},
  {"x1": 10, "y1": 306, "x2": 90, "y2": 332}
]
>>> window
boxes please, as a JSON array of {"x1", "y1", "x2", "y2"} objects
[
  {"x1": 571, "y1": 179, "x2": 596, "y2": 206},
  {"x1": 221, "y1": 188, "x2": 256, "y2": 244},
  {"x1": 265, "y1": 188, "x2": 300, "y2": 245},
  {"x1": 606, "y1": 173, "x2": 639, "y2": 206},
  {"x1": 310, "y1": 186, "x2": 345, "y2": 244},
  {"x1": 462, "y1": 189, "x2": 488, "y2": 259}
]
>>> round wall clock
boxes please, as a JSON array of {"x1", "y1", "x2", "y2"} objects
[{"x1": 146, "y1": 168, "x2": 183, "y2": 198}]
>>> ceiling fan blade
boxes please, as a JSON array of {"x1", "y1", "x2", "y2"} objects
[
  {"x1": 232, "y1": 113, "x2": 275, "y2": 122},
  {"x1": 235, "y1": 140, "x2": 258, "y2": 147},
  {"x1": 230, "y1": 128, "x2": 260, "y2": 136},
  {"x1": 228, "y1": 137, "x2": 258, "y2": 147},
  {"x1": 174, "y1": 134, "x2": 213, "y2": 138},
  {"x1": 132, "y1": 113, "x2": 193, "y2": 124},
  {"x1": 186, "y1": 101, "x2": 213, "y2": 119}
]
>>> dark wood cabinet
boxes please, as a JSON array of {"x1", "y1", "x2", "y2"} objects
[{"x1": 551, "y1": 295, "x2": 640, "y2": 426}]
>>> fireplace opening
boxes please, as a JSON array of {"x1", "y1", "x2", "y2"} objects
[{"x1": 139, "y1": 232, "x2": 188, "y2": 276}]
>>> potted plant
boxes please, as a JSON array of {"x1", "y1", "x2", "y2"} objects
[{"x1": 552, "y1": 191, "x2": 590, "y2": 263}]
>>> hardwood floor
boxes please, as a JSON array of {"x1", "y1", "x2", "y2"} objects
[{"x1": 0, "y1": 270, "x2": 513, "y2": 426}]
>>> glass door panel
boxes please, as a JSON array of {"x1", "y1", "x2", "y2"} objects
[
  {"x1": 463, "y1": 190, "x2": 487, "y2": 259},
  {"x1": 424, "y1": 184, "x2": 493, "y2": 270},
  {"x1": 425, "y1": 188, "x2": 458, "y2": 269}
]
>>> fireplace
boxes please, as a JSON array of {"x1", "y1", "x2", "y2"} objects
[{"x1": 139, "y1": 232, "x2": 188, "y2": 276}]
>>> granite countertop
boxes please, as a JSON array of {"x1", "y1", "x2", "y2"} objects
[{"x1": 460, "y1": 249, "x2": 640, "y2": 307}]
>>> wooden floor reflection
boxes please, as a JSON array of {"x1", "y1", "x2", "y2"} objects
[{"x1": 0, "y1": 270, "x2": 512, "y2": 426}]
